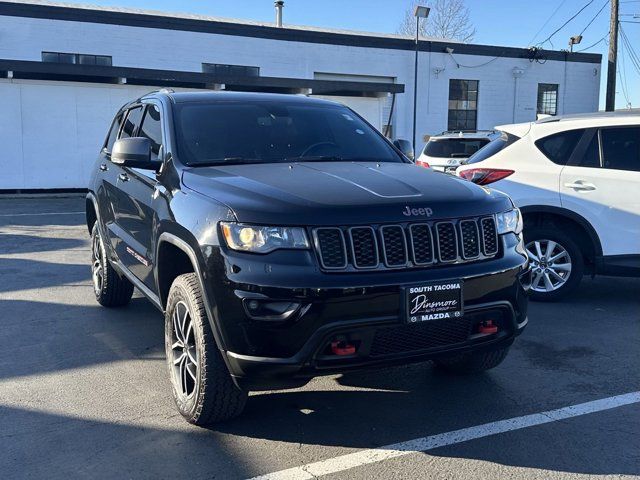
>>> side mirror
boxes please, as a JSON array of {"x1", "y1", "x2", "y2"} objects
[
  {"x1": 393, "y1": 139, "x2": 414, "y2": 161},
  {"x1": 111, "y1": 137, "x2": 158, "y2": 170}
]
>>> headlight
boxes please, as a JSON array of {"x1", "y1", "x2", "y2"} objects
[
  {"x1": 496, "y1": 208, "x2": 523, "y2": 235},
  {"x1": 220, "y1": 222, "x2": 309, "y2": 253}
]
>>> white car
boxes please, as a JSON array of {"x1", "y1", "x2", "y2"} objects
[
  {"x1": 415, "y1": 130, "x2": 499, "y2": 173},
  {"x1": 457, "y1": 111, "x2": 640, "y2": 301}
]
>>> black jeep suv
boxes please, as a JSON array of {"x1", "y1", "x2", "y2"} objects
[{"x1": 87, "y1": 91, "x2": 530, "y2": 424}]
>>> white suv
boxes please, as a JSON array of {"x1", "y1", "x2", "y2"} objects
[
  {"x1": 415, "y1": 130, "x2": 499, "y2": 173},
  {"x1": 456, "y1": 111, "x2": 640, "y2": 301}
]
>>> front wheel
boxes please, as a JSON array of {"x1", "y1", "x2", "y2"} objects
[
  {"x1": 165, "y1": 273, "x2": 247, "y2": 425},
  {"x1": 524, "y1": 227, "x2": 584, "y2": 302}
]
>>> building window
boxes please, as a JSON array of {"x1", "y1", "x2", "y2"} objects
[
  {"x1": 202, "y1": 63, "x2": 260, "y2": 77},
  {"x1": 42, "y1": 52, "x2": 112, "y2": 66},
  {"x1": 448, "y1": 79, "x2": 478, "y2": 131},
  {"x1": 537, "y1": 83, "x2": 559, "y2": 115}
]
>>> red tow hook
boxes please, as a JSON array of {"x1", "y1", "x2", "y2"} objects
[
  {"x1": 478, "y1": 320, "x2": 498, "y2": 335},
  {"x1": 331, "y1": 341, "x2": 357, "y2": 356}
]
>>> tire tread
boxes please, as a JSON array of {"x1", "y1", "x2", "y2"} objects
[{"x1": 167, "y1": 273, "x2": 246, "y2": 425}]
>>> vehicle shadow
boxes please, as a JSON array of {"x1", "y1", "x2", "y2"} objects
[
  {"x1": 0, "y1": 405, "x2": 256, "y2": 480},
  {"x1": 0, "y1": 257, "x2": 90, "y2": 293},
  {"x1": 0, "y1": 233, "x2": 86, "y2": 254},
  {"x1": 0, "y1": 297, "x2": 164, "y2": 380}
]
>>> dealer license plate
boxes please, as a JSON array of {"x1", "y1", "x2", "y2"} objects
[{"x1": 405, "y1": 280, "x2": 463, "y2": 323}]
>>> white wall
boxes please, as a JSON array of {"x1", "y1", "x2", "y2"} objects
[
  {"x1": 0, "y1": 79, "x2": 160, "y2": 189},
  {"x1": 0, "y1": 14, "x2": 601, "y2": 189}
]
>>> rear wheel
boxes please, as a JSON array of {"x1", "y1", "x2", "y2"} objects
[
  {"x1": 165, "y1": 273, "x2": 247, "y2": 425},
  {"x1": 524, "y1": 227, "x2": 584, "y2": 302},
  {"x1": 90, "y1": 223, "x2": 134, "y2": 307},
  {"x1": 434, "y1": 347, "x2": 510, "y2": 374}
]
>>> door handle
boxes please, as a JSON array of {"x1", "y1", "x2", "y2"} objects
[
  {"x1": 118, "y1": 173, "x2": 129, "y2": 182},
  {"x1": 564, "y1": 181, "x2": 596, "y2": 191},
  {"x1": 99, "y1": 163, "x2": 108, "y2": 171}
]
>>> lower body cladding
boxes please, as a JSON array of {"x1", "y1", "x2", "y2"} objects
[{"x1": 216, "y1": 262, "x2": 530, "y2": 391}]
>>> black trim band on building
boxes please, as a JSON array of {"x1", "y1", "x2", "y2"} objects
[
  {"x1": 0, "y1": 59, "x2": 405, "y2": 96},
  {"x1": 0, "y1": 1, "x2": 602, "y2": 64}
]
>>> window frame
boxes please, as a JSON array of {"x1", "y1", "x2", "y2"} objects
[
  {"x1": 102, "y1": 112, "x2": 124, "y2": 156},
  {"x1": 537, "y1": 83, "x2": 559, "y2": 116},
  {"x1": 597, "y1": 125, "x2": 640, "y2": 172},
  {"x1": 41, "y1": 51, "x2": 112, "y2": 66},
  {"x1": 447, "y1": 79, "x2": 479, "y2": 131},
  {"x1": 535, "y1": 128, "x2": 586, "y2": 166},
  {"x1": 138, "y1": 104, "x2": 164, "y2": 160}
]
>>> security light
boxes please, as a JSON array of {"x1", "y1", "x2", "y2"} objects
[{"x1": 414, "y1": 6, "x2": 430, "y2": 18}]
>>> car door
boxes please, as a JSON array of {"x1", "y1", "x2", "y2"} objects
[
  {"x1": 560, "y1": 125, "x2": 640, "y2": 256},
  {"x1": 109, "y1": 103, "x2": 161, "y2": 289},
  {"x1": 95, "y1": 112, "x2": 125, "y2": 239}
]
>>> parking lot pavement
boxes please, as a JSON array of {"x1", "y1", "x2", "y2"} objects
[{"x1": 1, "y1": 196, "x2": 639, "y2": 480}]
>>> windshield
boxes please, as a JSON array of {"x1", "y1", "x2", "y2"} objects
[
  {"x1": 465, "y1": 132, "x2": 521, "y2": 165},
  {"x1": 173, "y1": 101, "x2": 404, "y2": 166},
  {"x1": 423, "y1": 138, "x2": 490, "y2": 159}
]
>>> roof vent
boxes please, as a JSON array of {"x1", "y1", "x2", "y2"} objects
[{"x1": 275, "y1": 1, "x2": 284, "y2": 27}]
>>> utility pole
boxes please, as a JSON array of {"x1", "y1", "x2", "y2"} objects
[
  {"x1": 412, "y1": 6, "x2": 430, "y2": 155},
  {"x1": 605, "y1": 0, "x2": 619, "y2": 111}
]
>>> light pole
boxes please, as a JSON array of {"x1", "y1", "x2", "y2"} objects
[
  {"x1": 413, "y1": 6, "x2": 430, "y2": 155},
  {"x1": 568, "y1": 35, "x2": 582, "y2": 52}
]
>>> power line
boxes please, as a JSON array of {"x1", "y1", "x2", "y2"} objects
[
  {"x1": 619, "y1": 24, "x2": 640, "y2": 73},
  {"x1": 447, "y1": 52, "x2": 500, "y2": 68},
  {"x1": 538, "y1": 0, "x2": 595, "y2": 46},
  {"x1": 528, "y1": 0, "x2": 568, "y2": 45},
  {"x1": 580, "y1": 0, "x2": 610, "y2": 35},
  {"x1": 618, "y1": 28, "x2": 632, "y2": 106},
  {"x1": 575, "y1": 31, "x2": 610, "y2": 50}
]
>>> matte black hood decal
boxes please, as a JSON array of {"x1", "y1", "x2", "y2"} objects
[{"x1": 182, "y1": 162, "x2": 512, "y2": 226}]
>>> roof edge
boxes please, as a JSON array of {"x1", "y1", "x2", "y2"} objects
[{"x1": 0, "y1": 1, "x2": 602, "y2": 64}]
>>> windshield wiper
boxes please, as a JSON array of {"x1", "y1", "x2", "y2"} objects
[
  {"x1": 190, "y1": 157, "x2": 263, "y2": 167},
  {"x1": 285, "y1": 155, "x2": 346, "y2": 162}
]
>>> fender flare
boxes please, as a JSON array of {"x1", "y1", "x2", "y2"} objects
[
  {"x1": 519, "y1": 205, "x2": 602, "y2": 258},
  {"x1": 85, "y1": 192, "x2": 99, "y2": 234},
  {"x1": 156, "y1": 232, "x2": 229, "y2": 353}
]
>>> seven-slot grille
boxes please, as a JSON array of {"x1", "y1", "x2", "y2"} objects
[{"x1": 313, "y1": 216, "x2": 498, "y2": 271}]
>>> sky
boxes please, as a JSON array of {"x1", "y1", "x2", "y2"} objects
[{"x1": 54, "y1": 0, "x2": 640, "y2": 109}]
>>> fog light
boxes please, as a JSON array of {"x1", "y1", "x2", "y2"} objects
[
  {"x1": 247, "y1": 300, "x2": 260, "y2": 311},
  {"x1": 242, "y1": 298, "x2": 302, "y2": 321}
]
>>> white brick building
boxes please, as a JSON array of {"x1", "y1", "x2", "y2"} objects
[{"x1": 0, "y1": 0, "x2": 602, "y2": 190}]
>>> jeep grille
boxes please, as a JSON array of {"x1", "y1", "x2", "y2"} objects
[{"x1": 312, "y1": 216, "x2": 498, "y2": 272}]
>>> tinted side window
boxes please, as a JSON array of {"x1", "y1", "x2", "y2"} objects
[
  {"x1": 466, "y1": 133, "x2": 521, "y2": 165},
  {"x1": 536, "y1": 129, "x2": 584, "y2": 165},
  {"x1": 104, "y1": 114, "x2": 123, "y2": 153},
  {"x1": 578, "y1": 134, "x2": 601, "y2": 168},
  {"x1": 139, "y1": 105, "x2": 163, "y2": 158},
  {"x1": 600, "y1": 127, "x2": 640, "y2": 172},
  {"x1": 119, "y1": 106, "x2": 144, "y2": 139}
]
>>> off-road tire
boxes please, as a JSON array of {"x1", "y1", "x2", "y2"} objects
[
  {"x1": 91, "y1": 223, "x2": 134, "y2": 307},
  {"x1": 524, "y1": 226, "x2": 584, "y2": 302},
  {"x1": 165, "y1": 273, "x2": 247, "y2": 425},
  {"x1": 434, "y1": 347, "x2": 510, "y2": 374}
]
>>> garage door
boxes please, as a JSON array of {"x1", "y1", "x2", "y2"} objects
[
  {"x1": 311, "y1": 95, "x2": 385, "y2": 132},
  {"x1": 0, "y1": 80, "x2": 164, "y2": 190}
]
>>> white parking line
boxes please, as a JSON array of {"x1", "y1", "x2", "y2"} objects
[
  {"x1": 248, "y1": 391, "x2": 640, "y2": 480},
  {"x1": 0, "y1": 211, "x2": 84, "y2": 217}
]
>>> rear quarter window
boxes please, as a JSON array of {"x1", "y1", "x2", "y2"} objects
[
  {"x1": 535, "y1": 129, "x2": 585, "y2": 165},
  {"x1": 465, "y1": 132, "x2": 520, "y2": 165}
]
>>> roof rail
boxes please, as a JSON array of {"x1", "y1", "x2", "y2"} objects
[
  {"x1": 143, "y1": 88, "x2": 175, "y2": 96},
  {"x1": 438, "y1": 129, "x2": 497, "y2": 135}
]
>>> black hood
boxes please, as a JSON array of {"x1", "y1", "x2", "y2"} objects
[{"x1": 182, "y1": 161, "x2": 512, "y2": 226}]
